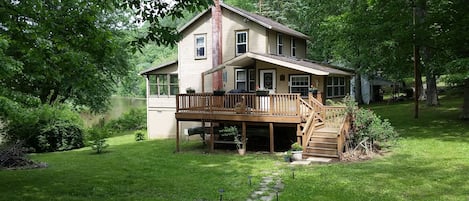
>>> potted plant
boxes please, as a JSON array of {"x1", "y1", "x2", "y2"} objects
[
  {"x1": 213, "y1": 87, "x2": 225, "y2": 96},
  {"x1": 290, "y1": 142, "x2": 303, "y2": 161},
  {"x1": 309, "y1": 84, "x2": 318, "y2": 95},
  {"x1": 255, "y1": 85, "x2": 269, "y2": 96},
  {"x1": 283, "y1": 150, "x2": 292, "y2": 162},
  {"x1": 186, "y1": 87, "x2": 195, "y2": 94},
  {"x1": 219, "y1": 126, "x2": 247, "y2": 155}
]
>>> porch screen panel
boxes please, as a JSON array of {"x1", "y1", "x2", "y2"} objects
[
  {"x1": 157, "y1": 74, "x2": 168, "y2": 95},
  {"x1": 149, "y1": 75, "x2": 158, "y2": 95},
  {"x1": 290, "y1": 75, "x2": 309, "y2": 96},
  {"x1": 170, "y1": 74, "x2": 179, "y2": 95}
]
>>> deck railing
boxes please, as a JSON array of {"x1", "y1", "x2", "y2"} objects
[{"x1": 177, "y1": 93, "x2": 302, "y2": 116}]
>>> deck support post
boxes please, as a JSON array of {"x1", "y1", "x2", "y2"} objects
[
  {"x1": 176, "y1": 120, "x2": 180, "y2": 152},
  {"x1": 242, "y1": 122, "x2": 246, "y2": 151},
  {"x1": 269, "y1": 123, "x2": 274, "y2": 153},
  {"x1": 210, "y1": 121, "x2": 214, "y2": 152},
  {"x1": 296, "y1": 124, "x2": 302, "y2": 145}
]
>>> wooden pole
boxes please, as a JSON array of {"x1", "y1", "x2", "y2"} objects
[
  {"x1": 269, "y1": 123, "x2": 274, "y2": 153},
  {"x1": 242, "y1": 122, "x2": 246, "y2": 150},
  {"x1": 176, "y1": 120, "x2": 180, "y2": 152},
  {"x1": 210, "y1": 121, "x2": 214, "y2": 152}
]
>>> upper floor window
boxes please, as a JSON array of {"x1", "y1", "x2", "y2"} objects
[
  {"x1": 149, "y1": 74, "x2": 179, "y2": 97},
  {"x1": 195, "y1": 34, "x2": 206, "y2": 59},
  {"x1": 277, "y1": 33, "x2": 283, "y2": 55},
  {"x1": 235, "y1": 68, "x2": 255, "y2": 92},
  {"x1": 326, "y1": 77, "x2": 345, "y2": 98},
  {"x1": 290, "y1": 75, "x2": 309, "y2": 96},
  {"x1": 236, "y1": 31, "x2": 248, "y2": 55},
  {"x1": 291, "y1": 38, "x2": 296, "y2": 57}
]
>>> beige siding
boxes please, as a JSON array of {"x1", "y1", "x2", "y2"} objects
[
  {"x1": 179, "y1": 12, "x2": 213, "y2": 93},
  {"x1": 255, "y1": 61, "x2": 326, "y2": 94},
  {"x1": 221, "y1": 8, "x2": 268, "y2": 62}
]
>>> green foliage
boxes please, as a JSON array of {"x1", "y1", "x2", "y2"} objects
[
  {"x1": 0, "y1": 1, "x2": 131, "y2": 113},
  {"x1": 344, "y1": 96, "x2": 398, "y2": 152},
  {"x1": 106, "y1": 108, "x2": 147, "y2": 131},
  {"x1": 1, "y1": 104, "x2": 85, "y2": 153},
  {"x1": 219, "y1": 126, "x2": 245, "y2": 149},
  {"x1": 134, "y1": 130, "x2": 146, "y2": 142},
  {"x1": 86, "y1": 127, "x2": 110, "y2": 154},
  {"x1": 290, "y1": 142, "x2": 302, "y2": 151}
]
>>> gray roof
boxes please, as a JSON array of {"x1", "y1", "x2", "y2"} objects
[
  {"x1": 256, "y1": 53, "x2": 353, "y2": 76},
  {"x1": 139, "y1": 60, "x2": 178, "y2": 75},
  {"x1": 178, "y1": 2, "x2": 309, "y2": 40}
]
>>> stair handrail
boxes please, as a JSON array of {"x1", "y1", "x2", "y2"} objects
[
  {"x1": 336, "y1": 114, "x2": 351, "y2": 158},
  {"x1": 299, "y1": 98, "x2": 313, "y2": 117},
  {"x1": 302, "y1": 111, "x2": 320, "y2": 148}
]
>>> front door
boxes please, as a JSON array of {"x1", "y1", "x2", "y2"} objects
[{"x1": 260, "y1": 69, "x2": 276, "y2": 94}]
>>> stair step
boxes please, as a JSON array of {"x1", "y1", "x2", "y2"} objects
[
  {"x1": 308, "y1": 141, "x2": 337, "y2": 149},
  {"x1": 303, "y1": 152, "x2": 339, "y2": 158},
  {"x1": 310, "y1": 136, "x2": 336, "y2": 143},
  {"x1": 306, "y1": 147, "x2": 337, "y2": 155}
]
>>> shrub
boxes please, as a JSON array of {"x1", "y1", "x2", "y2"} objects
[
  {"x1": 106, "y1": 108, "x2": 146, "y2": 131},
  {"x1": 86, "y1": 127, "x2": 110, "y2": 154},
  {"x1": 344, "y1": 96, "x2": 398, "y2": 154},
  {"x1": 134, "y1": 130, "x2": 146, "y2": 141},
  {"x1": 1, "y1": 104, "x2": 85, "y2": 153}
]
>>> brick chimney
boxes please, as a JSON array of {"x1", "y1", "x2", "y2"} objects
[{"x1": 212, "y1": 0, "x2": 223, "y2": 90}]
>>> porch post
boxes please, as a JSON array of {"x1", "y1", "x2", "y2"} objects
[
  {"x1": 269, "y1": 123, "x2": 274, "y2": 153},
  {"x1": 176, "y1": 120, "x2": 180, "y2": 152},
  {"x1": 296, "y1": 124, "x2": 302, "y2": 145},
  {"x1": 210, "y1": 121, "x2": 214, "y2": 152},
  {"x1": 242, "y1": 122, "x2": 246, "y2": 151}
]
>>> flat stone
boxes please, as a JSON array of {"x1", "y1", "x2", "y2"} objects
[
  {"x1": 306, "y1": 157, "x2": 333, "y2": 163},
  {"x1": 290, "y1": 160, "x2": 312, "y2": 165}
]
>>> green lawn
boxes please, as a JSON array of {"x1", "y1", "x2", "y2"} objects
[{"x1": 1, "y1": 96, "x2": 468, "y2": 200}]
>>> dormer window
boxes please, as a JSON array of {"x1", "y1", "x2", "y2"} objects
[
  {"x1": 236, "y1": 31, "x2": 248, "y2": 55},
  {"x1": 195, "y1": 34, "x2": 206, "y2": 59},
  {"x1": 277, "y1": 33, "x2": 283, "y2": 55},
  {"x1": 291, "y1": 38, "x2": 296, "y2": 57}
]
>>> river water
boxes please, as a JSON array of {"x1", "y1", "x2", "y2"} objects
[{"x1": 80, "y1": 96, "x2": 146, "y2": 127}]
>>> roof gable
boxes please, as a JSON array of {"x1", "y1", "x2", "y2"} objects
[{"x1": 178, "y1": 3, "x2": 309, "y2": 40}]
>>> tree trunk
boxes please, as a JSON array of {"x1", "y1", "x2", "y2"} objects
[
  {"x1": 425, "y1": 71, "x2": 439, "y2": 106},
  {"x1": 462, "y1": 78, "x2": 469, "y2": 120},
  {"x1": 354, "y1": 73, "x2": 364, "y2": 104}
]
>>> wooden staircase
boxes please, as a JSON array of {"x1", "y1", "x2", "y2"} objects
[{"x1": 299, "y1": 94, "x2": 350, "y2": 159}]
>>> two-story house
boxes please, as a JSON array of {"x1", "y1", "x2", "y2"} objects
[{"x1": 140, "y1": 1, "x2": 352, "y2": 158}]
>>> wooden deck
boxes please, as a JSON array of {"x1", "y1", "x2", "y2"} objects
[{"x1": 174, "y1": 93, "x2": 351, "y2": 159}]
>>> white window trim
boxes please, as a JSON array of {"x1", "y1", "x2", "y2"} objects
[
  {"x1": 194, "y1": 34, "x2": 206, "y2": 59},
  {"x1": 236, "y1": 31, "x2": 248, "y2": 56},
  {"x1": 289, "y1": 75, "x2": 310, "y2": 97},
  {"x1": 291, "y1": 38, "x2": 296, "y2": 57},
  {"x1": 326, "y1": 77, "x2": 346, "y2": 98},
  {"x1": 277, "y1": 33, "x2": 283, "y2": 55},
  {"x1": 235, "y1": 68, "x2": 255, "y2": 92}
]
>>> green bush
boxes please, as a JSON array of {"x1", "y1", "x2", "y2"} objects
[
  {"x1": 344, "y1": 96, "x2": 398, "y2": 152},
  {"x1": 86, "y1": 126, "x2": 110, "y2": 154},
  {"x1": 1, "y1": 104, "x2": 85, "y2": 153},
  {"x1": 106, "y1": 108, "x2": 146, "y2": 131},
  {"x1": 134, "y1": 130, "x2": 146, "y2": 141}
]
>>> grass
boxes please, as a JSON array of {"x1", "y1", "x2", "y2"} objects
[{"x1": 1, "y1": 95, "x2": 468, "y2": 200}]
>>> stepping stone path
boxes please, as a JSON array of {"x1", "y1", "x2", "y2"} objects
[{"x1": 247, "y1": 171, "x2": 284, "y2": 201}]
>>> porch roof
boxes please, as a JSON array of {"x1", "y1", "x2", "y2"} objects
[
  {"x1": 139, "y1": 60, "x2": 178, "y2": 75},
  {"x1": 203, "y1": 52, "x2": 353, "y2": 76}
]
